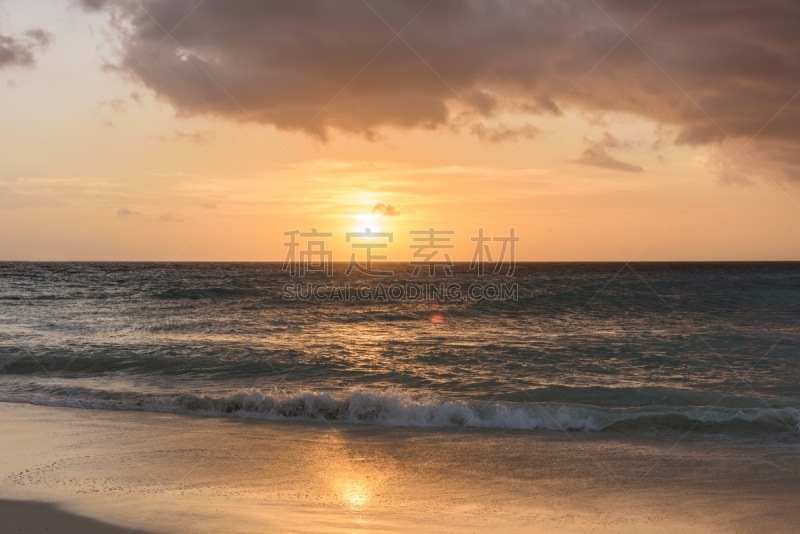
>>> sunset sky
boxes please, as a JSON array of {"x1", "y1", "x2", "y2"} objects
[{"x1": 1, "y1": 0, "x2": 799, "y2": 261}]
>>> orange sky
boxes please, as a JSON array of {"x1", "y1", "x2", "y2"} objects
[{"x1": 1, "y1": 0, "x2": 799, "y2": 261}]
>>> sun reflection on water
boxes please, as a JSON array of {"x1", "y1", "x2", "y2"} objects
[
  {"x1": 307, "y1": 433, "x2": 400, "y2": 523},
  {"x1": 338, "y1": 479, "x2": 371, "y2": 511}
]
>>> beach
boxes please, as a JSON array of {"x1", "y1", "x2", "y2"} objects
[
  {"x1": 1, "y1": 401, "x2": 798, "y2": 533},
  {"x1": 3, "y1": 0, "x2": 800, "y2": 530}
]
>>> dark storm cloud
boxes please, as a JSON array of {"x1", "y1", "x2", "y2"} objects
[
  {"x1": 85, "y1": 0, "x2": 800, "y2": 180},
  {"x1": 0, "y1": 29, "x2": 51, "y2": 69}
]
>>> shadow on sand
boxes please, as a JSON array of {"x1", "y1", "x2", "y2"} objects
[{"x1": 0, "y1": 499, "x2": 156, "y2": 533}]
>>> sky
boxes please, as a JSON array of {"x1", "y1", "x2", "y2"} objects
[{"x1": 1, "y1": 0, "x2": 799, "y2": 261}]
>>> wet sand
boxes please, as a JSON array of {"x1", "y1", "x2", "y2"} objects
[
  {"x1": 0, "y1": 499, "x2": 155, "y2": 533},
  {"x1": 0, "y1": 402, "x2": 798, "y2": 533}
]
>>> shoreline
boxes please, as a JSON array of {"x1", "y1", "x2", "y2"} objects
[
  {"x1": 2, "y1": 387, "x2": 798, "y2": 436},
  {"x1": 2, "y1": 401, "x2": 799, "y2": 532}
]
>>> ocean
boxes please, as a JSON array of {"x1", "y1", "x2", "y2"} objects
[{"x1": 1, "y1": 262, "x2": 799, "y2": 438}]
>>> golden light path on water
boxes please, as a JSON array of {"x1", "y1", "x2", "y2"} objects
[
  {"x1": 337, "y1": 479, "x2": 371, "y2": 511},
  {"x1": 309, "y1": 431, "x2": 395, "y2": 525}
]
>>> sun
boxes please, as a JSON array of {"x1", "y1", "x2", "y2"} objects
[{"x1": 349, "y1": 212, "x2": 383, "y2": 233}]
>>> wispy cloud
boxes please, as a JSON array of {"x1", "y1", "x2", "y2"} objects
[
  {"x1": 0, "y1": 29, "x2": 52, "y2": 69},
  {"x1": 173, "y1": 130, "x2": 214, "y2": 145},
  {"x1": 471, "y1": 122, "x2": 539, "y2": 144},
  {"x1": 116, "y1": 207, "x2": 141, "y2": 219},
  {"x1": 576, "y1": 133, "x2": 643, "y2": 173}
]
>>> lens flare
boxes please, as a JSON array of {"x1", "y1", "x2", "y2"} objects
[{"x1": 430, "y1": 312, "x2": 446, "y2": 324}]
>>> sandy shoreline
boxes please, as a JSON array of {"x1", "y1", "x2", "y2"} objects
[{"x1": 1, "y1": 401, "x2": 799, "y2": 533}]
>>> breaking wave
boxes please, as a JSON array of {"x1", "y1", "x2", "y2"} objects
[{"x1": 1, "y1": 387, "x2": 798, "y2": 435}]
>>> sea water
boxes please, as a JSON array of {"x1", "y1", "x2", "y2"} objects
[{"x1": 1, "y1": 262, "x2": 798, "y2": 437}]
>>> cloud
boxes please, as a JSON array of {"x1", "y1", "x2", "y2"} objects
[
  {"x1": 146, "y1": 129, "x2": 214, "y2": 144},
  {"x1": 465, "y1": 91, "x2": 497, "y2": 116},
  {"x1": 100, "y1": 98, "x2": 129, "y2": 113},
  {"x1": 157, "y1": 213, "x2": 186, "y2": 223},
  {"x1": 372, "y1": 203, "x2": 400, "y2": 216},
  {"x1": 578, "y1": 148, "x2": 643, "y2": 174},
  {"x1": 117, "y1": 207, "x2": 189, "y2": 222},
  {"x1": 471, "y1": 122, "x2": 539, "y2": 144},
  {"x1": 24, "y1": 29, "x2": 51, "y2": 48},
  {"x1": 116, "y1": 206, "x2": 141, "y2": 218},
  {"x1": 76, "y1": 0, "x2": 110, "y2": 11},
  {"x1": 0, "y1": 29, "x2": 52, "y2": 69},
  {"x1": 173, "y1": 130, "x2": 213, "y2": 144},
  {"x1": 576, "y1": 132, "x2": 643, "y2": 173},
  {"x1": 84, "y1": 0, "x2": 800, "y2": 181}
]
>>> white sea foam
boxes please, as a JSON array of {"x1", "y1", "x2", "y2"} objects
[{"x1": 1, "y1": 387, "x2": 798, "y2": 434}]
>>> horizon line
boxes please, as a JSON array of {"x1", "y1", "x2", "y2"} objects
[{"x1": 2, "y1": 260, "x2": 800, "y2": 264}]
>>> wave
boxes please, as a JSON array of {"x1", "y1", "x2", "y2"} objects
[
  {"x1": 0, "y1": 387, "x2": 798, "y2": 435},
  {"x1": 153, "y1": 286, "x2": 261, "y2": 299},
  {"x1": 0, "y1": 349, "x2": 317, "y2": 377}
]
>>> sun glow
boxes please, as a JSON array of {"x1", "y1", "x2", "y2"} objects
[
  {"x1": 340, "y1": 481, "x2": 371, "y2": 511},
  {"x1": 349, "y1": 213, "x2": 383, "y2": 233}
]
